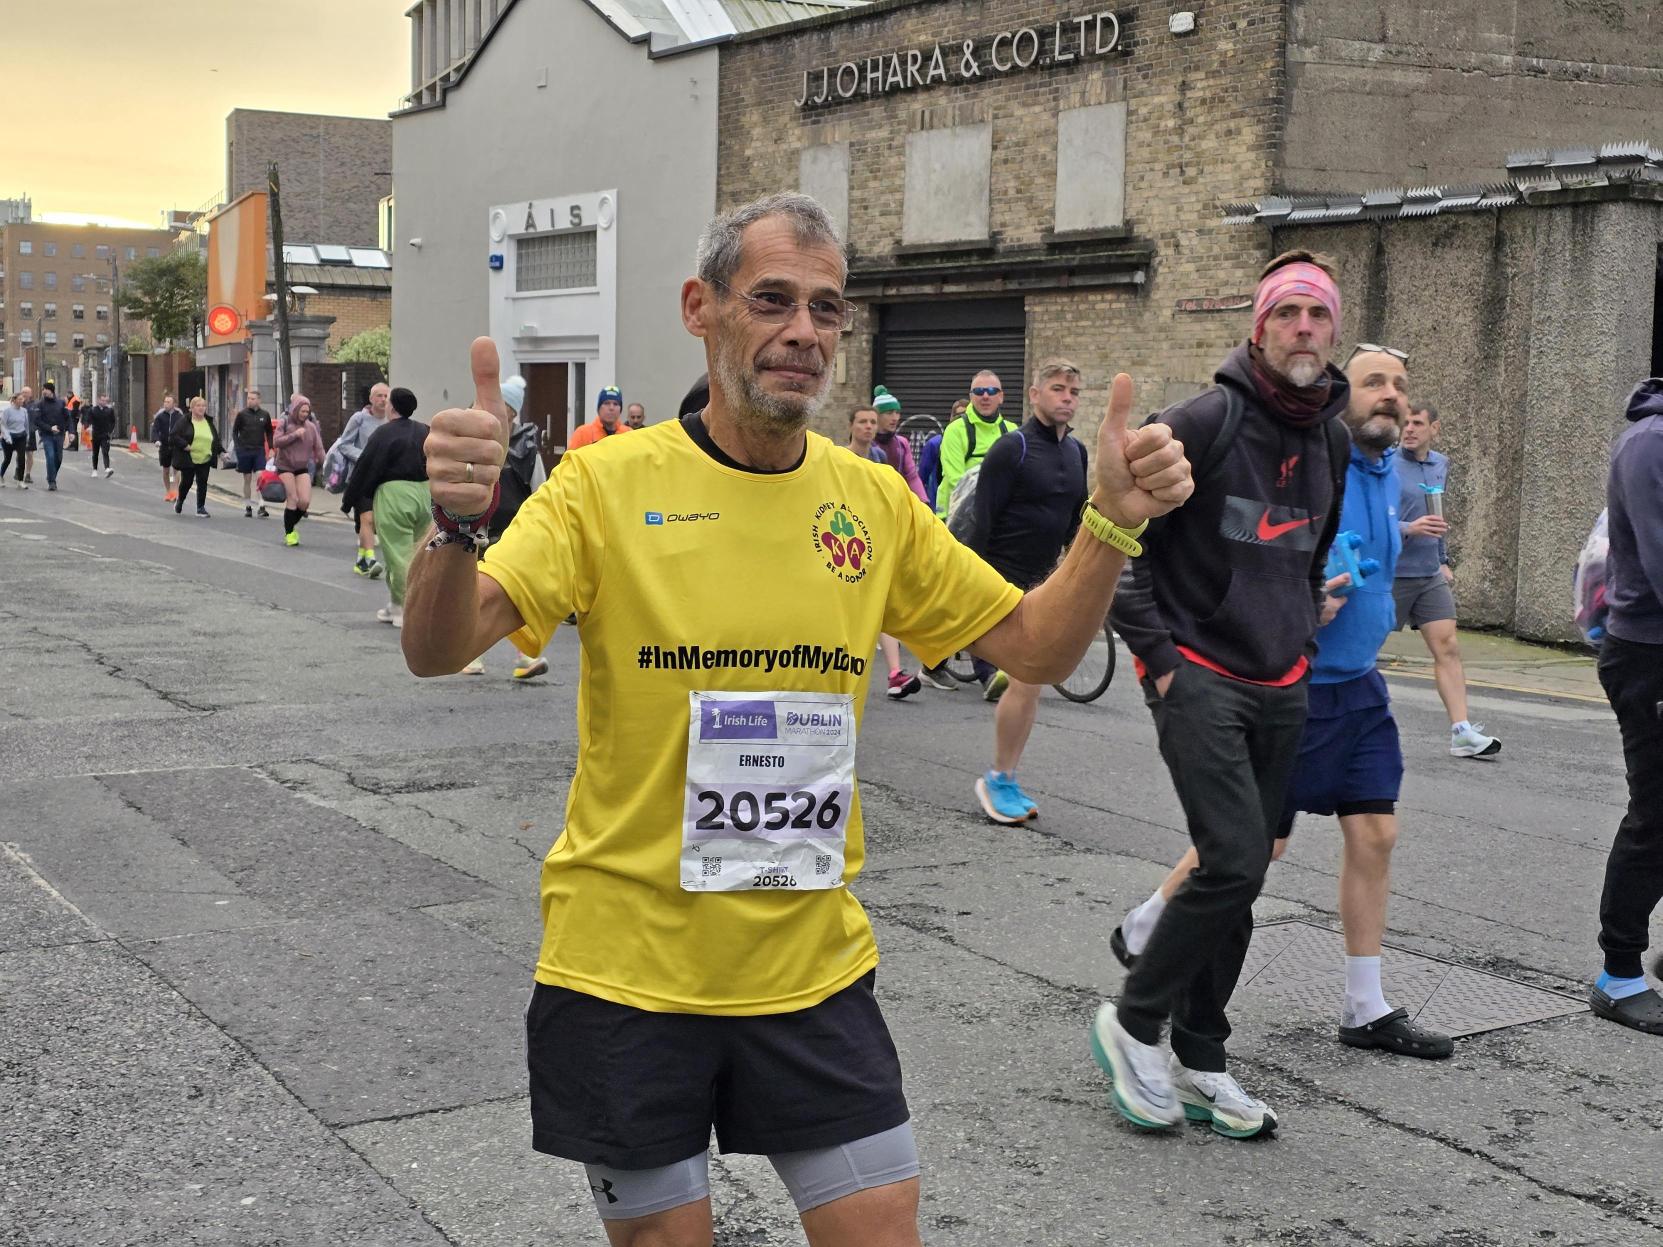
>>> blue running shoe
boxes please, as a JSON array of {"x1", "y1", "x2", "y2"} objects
[{"x1": 975, "y1": 770, "x2": 1037, "y2": 825}]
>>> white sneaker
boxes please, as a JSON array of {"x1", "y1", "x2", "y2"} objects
[
  {"x1": 1170, "y1": 1057, "x2": 1278, "y2": 1138},
  {"x1": 376, "y1": 605, "x2": 397, "y2": 625},
  {"x1": 91, "y1": 468, "x2": 100, "y2": 476},
  {"x1": 461, "y1": 659, "x2": 485, "y2": 675},
  {"x1": 104, "y1": 467, "x2": 115, "y2": 478},
  {"x1": 1088, "y1": 1004, "x2": 1182, "y2": 1129},
  {"x1": 391, "y1": 606, "x2": 403, "y2": 629},
  {"x1": 1450, "y1": 722, "x2": 1500, "y2": 758}
]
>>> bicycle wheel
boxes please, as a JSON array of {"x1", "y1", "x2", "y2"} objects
[
  {"x1": 1053, "y1": 621, "x2": 1117, "y2": 703},
  {"x1": 944, "y1": 649, "x2": 979, "y2": 683}
]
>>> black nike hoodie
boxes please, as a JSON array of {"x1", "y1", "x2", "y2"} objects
[{"x1": 1111, "y1": 343, "x2": 1348, "y2": 683}]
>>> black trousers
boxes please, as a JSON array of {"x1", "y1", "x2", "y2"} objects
[
  {"x1": 1, "y1": 433, "x2": 24, "y2": 480},
  {"x1": 1597, "y1": 635, "x2": 1663, "y2": 979},
  {"x1": 91, "y1": 431, "x2": 111, "y2": 470},
  {"x1": 174, "y1": 461, "x2": 210, "y2": 511},
  {"x1": 1118, "y1": 662, "x2": 1309, "y2": 1071}
]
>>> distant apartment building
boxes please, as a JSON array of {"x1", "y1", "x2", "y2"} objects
[{"x1": 0, "y1": 218, "x2": 176, "y2": 396}]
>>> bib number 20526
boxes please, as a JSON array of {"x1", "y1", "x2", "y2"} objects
[{"x1": 682, "y1": 691, "x2": 855, "y2": 892}]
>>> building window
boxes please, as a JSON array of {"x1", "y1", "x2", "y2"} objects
[
  {"x1": 125, "y1": 247, "x2": 137, "y2": 261},
  {"x1": 72, "y1": 333, "x2": 85, "y2": 349},
  {"x1": 43, "y1": 272, "x2": 56, "y2": 290},
  {"x1": 18, "y1": 271, "x2": 32, "y2": 289},
  {"x1": 71, "y1": 275, "x2": 85, "y2": 292},
  {"x1": 19, "y1": 302, "x2": 31, "y2": 318},
  {"x1": 17, "y1": 240, "x2": 30, "y2": 255},
  {"x1": 516, "y1": 231, "x2": 597, "y2": 292},
  {"x1": 902, "y1": 124, "x2": 993, "y2": 246},
  {"x1": 44, "y1": 241, "x2": 57, "y2": 257},
  {"x1": 95, "y1": 244, "x2": 110, "y2": 260},
  {"x1": 146, "y1": 247, "x2": 161, "y2": 258},
  {"x1": 43, "y1": 330, "x2": 57, "y2": 346},
  {"x1": 96, "y1": 305, "x2": 109, "y2": 321},
  {"x1": 72, "y1": 243, "x2": 84, "y2": 259},
  {"x1": 96, "y1": 333, "x2": 109, "y2": 345},
  {"x1": 18, "y1": 330, "x2": 30, "y2": 345},
  {"x1": 72, "y1": 304, "x2": 84, "y2": 320},
  {"x1": 44, "y1": 303, "x2": 56, "y2": 319}
]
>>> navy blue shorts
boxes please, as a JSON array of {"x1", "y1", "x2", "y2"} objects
[
  {"x1": 1278, "y1": 671, "x2": 1402, "y2": 837},
  {"x1": 235, "y1": 447, "x2": 264, "y2": 474}
]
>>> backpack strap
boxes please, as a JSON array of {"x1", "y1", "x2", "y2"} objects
[
  {"x1": 1323, "y1": 415, "x2": 1349, "y2": 506},
  {"x1": 1138, "y1": 384, "x2": 1243, "y2": 484},
  {"x1": 961, "y1": 413, "x2": 977, "y2": 461}
]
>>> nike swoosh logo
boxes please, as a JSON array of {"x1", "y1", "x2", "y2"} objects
[{"x1": 1256, "y1": 511, "x2": 1314, "y2": 541}]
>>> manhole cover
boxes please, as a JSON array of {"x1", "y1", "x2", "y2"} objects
[{"x1": 1235, "y1": 920, "x2": 1586, "y2": 1038}]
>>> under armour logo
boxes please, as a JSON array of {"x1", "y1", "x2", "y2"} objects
[{"x1": 591, "y1": 1177, "x2": 618, "y2": 1205}]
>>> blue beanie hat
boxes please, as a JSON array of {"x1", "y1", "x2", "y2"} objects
[{"x1": 597, "y1": 385, "x2": 622, "y2": 410}]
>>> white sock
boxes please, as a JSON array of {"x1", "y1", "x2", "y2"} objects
[
  {"x1": 1344, "y1": 955, "x2": 1392, "y2": 1027},
  {"x1": 1122, "y1": 889, "x2": 1168, "y2": 956},
  {"x1": 1451, "y1": 720, "x2": 1471, "y2": 735}
]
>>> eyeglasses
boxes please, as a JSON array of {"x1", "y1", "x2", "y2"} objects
[
  {"x1": 1346, "y1": 343, "x2": 1409, "y2": 364},
  {"x1": 970, "y1": 386, "x2": 1002, "y2": 397},
  {"x1": 711, "y1": 280, "x2": 855, "y2": 333}
]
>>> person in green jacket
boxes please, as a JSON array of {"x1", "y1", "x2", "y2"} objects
[{"x1": 933, "y1": 369, "x2": 1013, "y2": 516}]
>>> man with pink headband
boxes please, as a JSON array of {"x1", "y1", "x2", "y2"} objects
[{"x1": 1098, "y1": 250, "x2": 1353, "y2": 1139}]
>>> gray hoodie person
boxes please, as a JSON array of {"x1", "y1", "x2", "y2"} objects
[{"x1": 1607, "y1": 378, "x2": 1663, "y2": 644}]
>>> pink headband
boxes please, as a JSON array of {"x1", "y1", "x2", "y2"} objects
[{"x1": 1252, "y1": 262, "x2": 1342, "y2": 344}]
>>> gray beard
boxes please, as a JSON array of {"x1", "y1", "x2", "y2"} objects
[
  {"x1": 1354, "y1": 416, "x2": 1400, "y2": 454},
  {"x1": 1283, "y1": 357, "x2": 1324, "y2": 388},
  {"x1": 712, "y1": 338, "x2": 826, "y2": 435}
]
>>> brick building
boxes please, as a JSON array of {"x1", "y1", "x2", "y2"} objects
[
  {"x1": 0, "y1": 218, "x2": 175, "y2": 404},
  {"x1": 226, "y1": 109, "x2": 392, "y2": 250},
  {"x1": 720, "y1": 0, "x2": 1663, "y2": 443}
]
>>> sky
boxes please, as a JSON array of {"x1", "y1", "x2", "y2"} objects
[{"x1": 2, "y1": 1, "x2": 409, "y2": 226}]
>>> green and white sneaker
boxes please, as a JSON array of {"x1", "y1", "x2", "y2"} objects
[
  {"x1": 1170, "y1": 1057, "x2": 1278, "y2": 1138},
  {"x1": 1088, "y1": 1004, "x2": 1182, "y2": 1130}
]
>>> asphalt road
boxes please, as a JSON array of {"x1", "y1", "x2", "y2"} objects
[{"x1": 2, "y1": 447, "x2": 1659, "y2": 1246}]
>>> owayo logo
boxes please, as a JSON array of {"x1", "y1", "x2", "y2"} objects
[{"x1": 810, "y1": 502, "x2": 873, "y2": 585}]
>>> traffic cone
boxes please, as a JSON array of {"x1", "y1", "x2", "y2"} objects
[{"x1": 128, "y1": 425, "x2": 140, "y2": 453}]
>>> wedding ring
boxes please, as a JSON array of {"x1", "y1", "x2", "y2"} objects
[{"x1": 464, "y1": 461, "x2": 474, "y2": 484}]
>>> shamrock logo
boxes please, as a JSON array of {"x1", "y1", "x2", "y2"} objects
[{"x1": 814, "y1": 504, "x2": 871, "y2": 581}]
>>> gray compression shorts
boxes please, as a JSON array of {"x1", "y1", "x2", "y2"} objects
[{"x1": 584, "y1": 1120, "x2": 920, "y2": 1222}]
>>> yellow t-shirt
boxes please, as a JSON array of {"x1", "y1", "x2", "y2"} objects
[
  {"x1": 190, "y1": 418, "x2": 214, "y2": 465},
  {"x1": 480, "y1": 420, "x2": 1022, "y2": 1015}
]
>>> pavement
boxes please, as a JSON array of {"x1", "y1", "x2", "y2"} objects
[{"x1": 2, "y1": 447, "x2": 1659, "y2": 1247}]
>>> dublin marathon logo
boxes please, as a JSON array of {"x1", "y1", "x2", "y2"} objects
[{"x1": 811, "y1": 502, "x2": 872, "y2": 584}]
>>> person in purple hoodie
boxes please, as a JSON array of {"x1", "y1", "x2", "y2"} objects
[
  {"x1": 1588, "y1": 378, "x2": 1663, "y2": 1036},
  {"x1": 869, "y1": 386, "x2": 927, "y2": 504}
]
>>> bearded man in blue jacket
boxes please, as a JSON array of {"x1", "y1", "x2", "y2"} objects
[{"x1": 1113, "y1": 345, "x2": 1454, "y2": 1068}]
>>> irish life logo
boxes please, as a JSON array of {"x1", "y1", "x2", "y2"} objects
[{"x1": 810, "y1": 502, "x2": 873, "y2": 585}]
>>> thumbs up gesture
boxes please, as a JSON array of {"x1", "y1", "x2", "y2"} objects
[
  {"x1": 426, "y1": 337, "x2": 510, "y2": 517},
  {"x1": 1091, "y1": 372, "x2": 1193, "y2": 528}
]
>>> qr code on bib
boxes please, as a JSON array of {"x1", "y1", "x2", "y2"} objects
[
  {"x1": 702, "y1": 857, "x2": 722, "y2": 877},
  {"x1": 815, "y1": 854, "x2": 833, "y2": 876}
]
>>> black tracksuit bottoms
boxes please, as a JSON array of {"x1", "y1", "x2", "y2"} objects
[
  {"x1": 1117, "y1": 661, "x2": 1309, "y2": 1072},
  {"x1": 1596, "y1": 635, "x2": 1663, "y2": 980}
]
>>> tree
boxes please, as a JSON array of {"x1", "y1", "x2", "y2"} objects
[
  {"x1": 114, "y1": 250, "x2": 207, "y2": 348},
  {"x1": 334, "y1": 325, "x2": 391, "y2": 374}
]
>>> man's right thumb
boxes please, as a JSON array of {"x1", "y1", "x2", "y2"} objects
[{"x1": 1101, "y1": 373, "x2": 1134, "y2": 436}]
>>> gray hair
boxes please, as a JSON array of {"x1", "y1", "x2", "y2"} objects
[{"x1": 696, "y1": 192, "x2": 847, "y2": 289}]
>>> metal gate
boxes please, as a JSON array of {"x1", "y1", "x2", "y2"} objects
[{"x1": 871, "y1": 298, "x2": 1026, "y2": 428}]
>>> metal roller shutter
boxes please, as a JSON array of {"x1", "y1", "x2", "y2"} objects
[{"x1": 872, "y1": 298, "x2": 1027, "y2": 426}]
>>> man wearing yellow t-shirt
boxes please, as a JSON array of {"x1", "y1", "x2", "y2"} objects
[{"x1": 401, "y1": 192, "x2": 1193, "y2": 1247}]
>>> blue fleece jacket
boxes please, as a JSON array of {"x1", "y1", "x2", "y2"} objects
[{"x1": 1312, "y1": 444, "x2": 1403, "y2": 684}]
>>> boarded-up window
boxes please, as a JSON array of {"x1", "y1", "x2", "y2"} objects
[
  {"x1": 800, "y1": 143, "x2": 851, "y2": 240},
  {"x1": 1054, "y1": 103, "x2": 1127, "y2": 233},
  {"x1": 903, "y1": 124, "x2": 992, "y2": 246}
]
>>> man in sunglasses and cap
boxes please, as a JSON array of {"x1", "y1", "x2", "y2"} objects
[{"x1": 1099, "y1": 249, "x2": 1354, "y2": 1139}]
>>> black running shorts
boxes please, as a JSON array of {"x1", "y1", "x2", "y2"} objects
[{"x1": 527, "y1": 971, "x2": 909, "y2": 1171}]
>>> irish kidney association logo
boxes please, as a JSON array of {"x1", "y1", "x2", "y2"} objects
[{"x1": 810, "y1": 502, "x2": 873, "y2": 584}]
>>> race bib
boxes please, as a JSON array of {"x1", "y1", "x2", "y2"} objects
[{"x1": 681, "y1": 691, "x2": 855, "y2": 892}]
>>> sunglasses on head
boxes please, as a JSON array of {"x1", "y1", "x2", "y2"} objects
[
  {"x1": 1346, "y1": 343, "x2": 1409, "y2": 364},
  {"x1": 970, "y1": 386, "x2": 1002, "y2": 396}
]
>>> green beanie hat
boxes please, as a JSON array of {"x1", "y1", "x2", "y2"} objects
[{"x1": 872, "y1": 385, "x2": 901, "y2": 416}]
